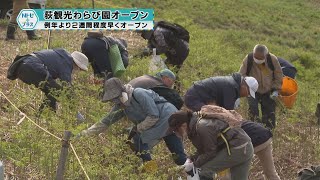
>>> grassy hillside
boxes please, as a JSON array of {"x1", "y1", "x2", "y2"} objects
[{"x1": 1, "y1": 0, "x2": 320, "y2": 179}]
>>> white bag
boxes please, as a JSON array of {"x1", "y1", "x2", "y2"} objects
[
  {"x1": 149, "y1": 48, "x2": 167, "y2": 72},
  {"x1": 186, "y1": 167, "x2": 200, "y2": 180}
]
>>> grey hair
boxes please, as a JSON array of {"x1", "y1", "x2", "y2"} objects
[{"x1": 253, "y1": 44, "x2": 269, "y2": 56}]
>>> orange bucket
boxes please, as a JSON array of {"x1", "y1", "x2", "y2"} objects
[{"x1": 279, "y1": 76, "x2": 298, "y2": 108}]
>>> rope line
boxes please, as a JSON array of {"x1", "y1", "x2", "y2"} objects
[
  {"x1": 0, "y1": 91, "x2": 90, "y2": 179},
  {"x1": 70, "y1": 143, "x2": 91, "y2": 180},
  {"x1": 0, "y1": 91, "x2": 61, "y2": 141}
]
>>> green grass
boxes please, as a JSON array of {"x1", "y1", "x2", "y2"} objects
[{"x1": 1, "y1": 0, "x2": 320, "y2": 179}]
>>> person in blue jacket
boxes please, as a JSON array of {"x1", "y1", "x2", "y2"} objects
[
  {"x1": 7, "y1": 48, "x2": 89, "y2": 111},
  {"x1": 184, "y1": 73, "x2": 258, "y2": 111},
  {"x1": 78, "y1": 78, "x2": 187, "y2": 166}
]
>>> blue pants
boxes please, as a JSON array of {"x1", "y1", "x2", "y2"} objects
[{"x1": 133, "y1": 133, "x2": 186, "y2": 165}]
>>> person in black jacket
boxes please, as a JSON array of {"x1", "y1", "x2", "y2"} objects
[
  {"x1": 140, "y1": 22, "x2": 189, "y2": 71},
  {"x1": 241, "y1": 121, "x2": 281, "y2": 180},
  {"x1": 81, "y1": 31, "x2": 129, "y2": 79},
  {"x1": 140, "y1": 21, "x2": 190, "y2": 92},
  {"x1": 277, "y1": 57, "x2": 297, "y2": 79},
  {"x1": 184, "y1": 73, "x2": 258, "y2": 111},
  {"x1": 7, "y1": 48, "x2": 89, "y2": 112}
]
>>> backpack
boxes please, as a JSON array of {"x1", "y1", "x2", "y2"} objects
[
  {"x1": 156, "y1": 21, "x2": 190, "y2": 43},
  {"x1": 199, "y1": 105, "x2": 243, "y2": 128},
  {"x1": 246, "y1": 53, "x2": 275, "y2": 80},
  {"x1": 150, "y1": 86, "x2": 184, "y2": 110},
  {"x1": 197, "y1": 105, "x2": 243, "y2": 156},
  {"x1": 298, "y1": 165, "x2": 320, "y2": 180},
  {"x1": 132, "y1": 86, "x2": 184, "y2": 110}
]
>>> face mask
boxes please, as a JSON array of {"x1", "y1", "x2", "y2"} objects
[{"x1": 253, "y1": 57, "x2": 265, "y2": 64}]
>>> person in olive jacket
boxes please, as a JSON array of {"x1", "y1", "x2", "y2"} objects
[
  {"x1": 168, "y1": 110, "x2": 253, "y2": 180},
  {"x1": 239, "y1": 44, "x2": 283, "y2": 129}
]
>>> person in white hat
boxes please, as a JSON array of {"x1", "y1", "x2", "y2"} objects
[
  {"x1": 239, "y1": 44, "x2": 283, "y2": 129},
  {"x1": 7, "y1": 48, "x2": 89, "y2": 112},
  {"x1": 184, "y1": 73, "x2": 258, "y2": 112}
]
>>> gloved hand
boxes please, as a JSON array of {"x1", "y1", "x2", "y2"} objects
[
  {"x1": 72, "y1": 131, "x2": 85, "y2": 141},
  {"x1": 74, "y1": 133, "x2": 81, "y2": 140},
  {"x1": 234, "y1": 98, "x2": 241, "y2": 109},
  {"x1": 270, "y1": 91, "x2": 279, "y2": 99},
  {"x1": 183, "y1": 158, "x2": 194, "y2": 172}
]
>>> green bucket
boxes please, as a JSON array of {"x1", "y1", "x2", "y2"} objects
[{"x1": 109, "y1": 44, "x2": 125, "y2": 77}]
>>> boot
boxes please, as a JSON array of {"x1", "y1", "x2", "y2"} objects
[
  {"x1": 26, "y1": 30, "x2": 41, "y2": 40},
  {"x1": 5, "y1": 23, "x2": 17, "y2": 40}
]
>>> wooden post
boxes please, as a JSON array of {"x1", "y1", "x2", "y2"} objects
[
  {"x1": 56, "y1": 131, "x2": 72, "y2": 180},
  {"x1": 0, "y1": 161, "x2": 4, "y2": 180},
  {"x1": 47, "y1": 30, "x2": 51, "y2": 50}
]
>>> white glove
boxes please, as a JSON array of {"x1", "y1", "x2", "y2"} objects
[
  {"x1": 183, "y1": 159, "x2": 194, "y2": 172},
  {"x1": 270, "y1": 91, "x2": 279, "y2": 99},
  {"x1": 234, "y1": 98, "x2": 240, "y2": 109}
]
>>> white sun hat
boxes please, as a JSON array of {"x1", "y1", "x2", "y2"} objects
[
  {"x1": 244, "y1": 77, "x2": 259, "y2": 98},
  {"x1": 71, "y1": 51, "x2": 89, "y2": 71}
]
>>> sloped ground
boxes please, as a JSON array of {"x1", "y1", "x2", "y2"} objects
[
  {"x1": 1, "y1": 25, "x2": 320, "y2": 180},
  {"x1": 1, "y1": 0, "x2": 320, "y2": 179}
]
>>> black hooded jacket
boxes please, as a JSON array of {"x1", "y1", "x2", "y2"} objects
[{"x1": 190, "y1": 73, "x2": 242, "y2": 110}]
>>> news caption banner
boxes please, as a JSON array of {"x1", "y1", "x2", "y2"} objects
[{"x1": 17, "y1": 9, "x2": 154, "y2": 30}]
